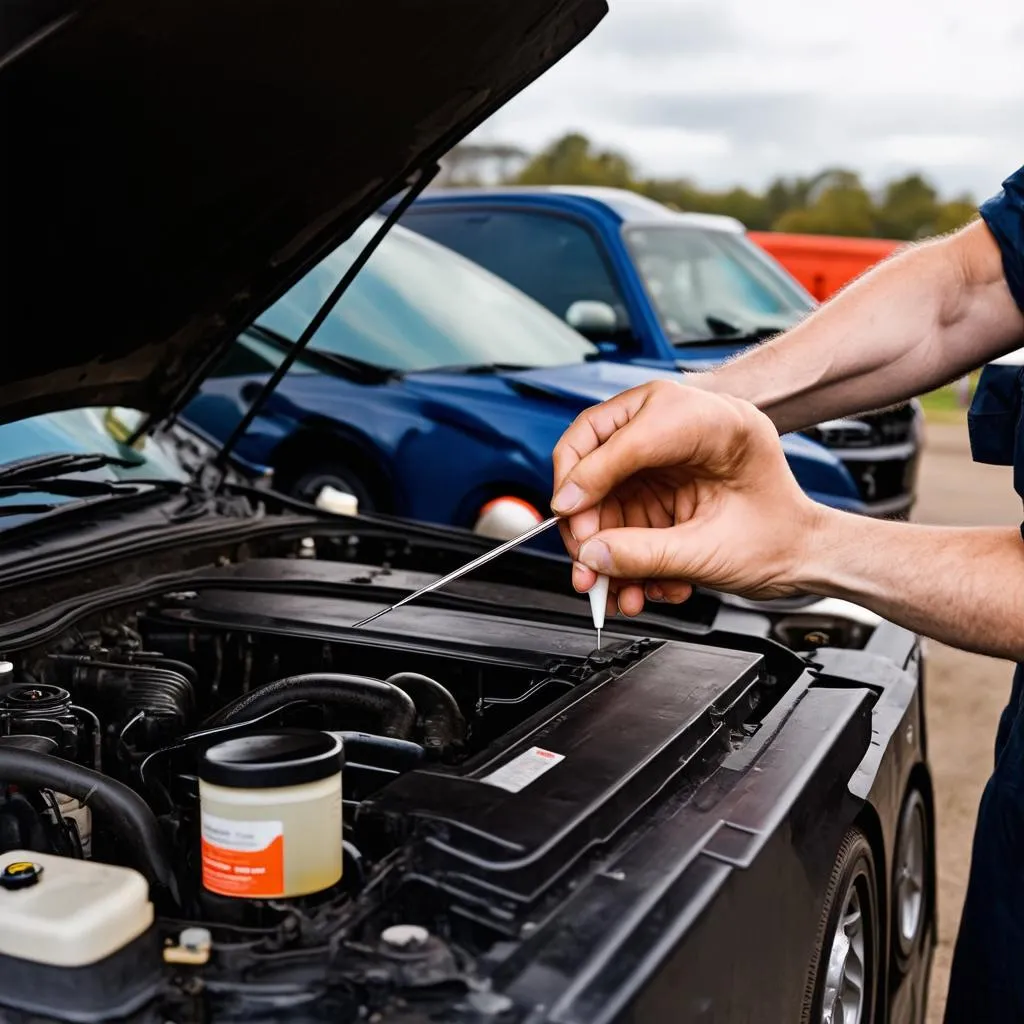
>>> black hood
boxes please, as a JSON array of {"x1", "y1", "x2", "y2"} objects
[{"x1": 0, "y1": 0, "x2": 605, "y2": 427}]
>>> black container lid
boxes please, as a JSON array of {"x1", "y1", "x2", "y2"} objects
[{"x1": 200, "y1": 729, "x2": 343, "y2": 789}]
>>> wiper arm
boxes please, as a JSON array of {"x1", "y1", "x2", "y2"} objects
[
  {"x1": 424, "y1": 362, "x2": 534, "y2": 375},
  {"x1": 704, "y1": 316, "x2": 783, "y2": 342},
  {"x1": 0, "y1": 451, "x2": 141, "y2": 485},
  {"x1": 674, "y1": 326, "x2": 783, "y2": 347},
  {"x1": 0, "y1": 502, "x2": 63, "y2": 517},
  {"x1": 245, "y1": 325, "x2": 396, "y2": 385},
  {"x1": 0, "y1": 453, "x2": 186, "y2": 500}
]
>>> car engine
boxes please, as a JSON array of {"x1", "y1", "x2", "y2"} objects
[{"x1": 0, "y1": 548, "x2": 874, "y2": 1024}]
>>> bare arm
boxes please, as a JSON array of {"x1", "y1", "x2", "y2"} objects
[
  {"x1": 800, "y1": 513, "x2": 1024, "y2": 660},
  {"x1": 692, "y1": 220, "x2": 1024, "y2": 433}
]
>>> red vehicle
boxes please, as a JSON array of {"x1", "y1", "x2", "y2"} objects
[{"x1": 749, "y1": 232, "x2": 901, "y2": 301}]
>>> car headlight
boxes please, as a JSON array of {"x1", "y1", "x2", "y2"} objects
[{"x1": 474, "y1": 497, "x2": 543, "y2": 540}]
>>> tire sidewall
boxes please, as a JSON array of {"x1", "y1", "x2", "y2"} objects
[
  {"x1": 803, "y1": 828, "x2": 880, "y2": 1024},
  {"x1": 892, "y1": 787, "x2": 930, "y2": 972}
]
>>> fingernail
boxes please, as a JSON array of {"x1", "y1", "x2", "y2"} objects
[
  {"x1": 647, "y1": 585, "x2": 664, "y2": 602},
  {"x1": 552, "y1": 482, "x2": 585, "y2": 515},
  {"x1": 578, "y1": 538, "x2": 612, "y2": 573}
]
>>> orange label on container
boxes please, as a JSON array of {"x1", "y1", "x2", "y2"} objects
[{"x1": 200, "y1": 813, "x2": 284, "y2": 898}]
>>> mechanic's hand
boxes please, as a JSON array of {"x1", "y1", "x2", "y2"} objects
[{"x1": 550, "y1": 379, "x2": 823, "y2": 617}]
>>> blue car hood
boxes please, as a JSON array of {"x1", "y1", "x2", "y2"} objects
[
  {"x1": 505, "y1": 361, "x2": 690, "y2": 404},
  {"x1": 405, "y1": 361, "x2": 838, "y2": 467}
]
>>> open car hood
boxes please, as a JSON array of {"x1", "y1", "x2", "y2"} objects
[{"x1": 0, "y1": 0, "x2": 606, "y2": 428}]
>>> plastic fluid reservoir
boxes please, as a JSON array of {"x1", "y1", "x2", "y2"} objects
[{"x1": 199, "y1": 729, "x2": 343, "y2": 899}]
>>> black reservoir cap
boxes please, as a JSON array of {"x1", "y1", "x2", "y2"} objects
[
  {"x1": 200, "y1": 729, "x2": 343, "y2": 789},
  {"x1": 0, "y1": 859, "x2": 43, "y2": 890}
]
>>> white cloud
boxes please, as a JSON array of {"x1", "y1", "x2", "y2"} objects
[{"x1": 473, "y1": 0, "x2": 1024, "y2": 199}]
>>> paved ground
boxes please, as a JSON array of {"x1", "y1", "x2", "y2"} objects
[{"x1": 915, "y1": 423, "x2": 1022, "y2": 1021}]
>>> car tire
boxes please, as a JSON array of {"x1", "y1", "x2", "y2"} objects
[
  {"x1": 802, "y1": 827, "x2": 880, "y2": 1024},
  {"x1": 288, "y1": 464, "x2": 376, "y2": 511},
  {"x1": 892, "y1": 787, "x2": 930, "y2": 972}
]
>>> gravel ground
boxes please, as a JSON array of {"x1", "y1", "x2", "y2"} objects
[{"x1": 914, "y1": 423, "x2": 1022, "y2": 1021}]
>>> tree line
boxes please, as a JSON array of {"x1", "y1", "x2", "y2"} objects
[{"x1": 440, "y1": 133, "x2": 978, "y2": 240}]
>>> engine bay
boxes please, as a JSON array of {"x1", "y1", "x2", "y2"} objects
[{"x1": 0, "y1": 548, "x2": 868, "y2": 1024}]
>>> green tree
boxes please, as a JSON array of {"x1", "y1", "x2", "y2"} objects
[
  {"x1": 875, "y1": 174, "x2": 940, "y2": 239},
  {"x1": 933, "y1": 198, "x2": 978, "y2": 235},
  {"x1": 483, "y1": 131, "x2": 977, "y2": 241},
  {"x1": 514, "y1": 133, "x2": 635, "y2": 189},
  {"x1": 774, "y1": 176, "x2": 876, "y2": 236}
]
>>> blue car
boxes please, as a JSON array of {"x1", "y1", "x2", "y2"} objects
[
  {"x1": 182, "y1": 214, "x2": 910, "y2": 553},
  {"x1": 391, "y1": 185, "x2": 922, "y2": 517}
]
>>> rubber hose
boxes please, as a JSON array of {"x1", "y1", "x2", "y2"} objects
[
  {"x1": 337, "y1": 732, "x2": 425, "y2": 771},
  {"x1": 204, "y1": 673, "x2": 417, "y2": 739},
  {"x1": 0, "y1": 747, "x2": 179, "y2": 905},
  {"x1": 385, "y1": 672, "x2": 465, "y2": 754}
]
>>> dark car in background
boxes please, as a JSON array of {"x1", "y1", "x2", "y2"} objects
[
  {"x1": 0, "y1": 3, "x2": 931, "y2": 1024},
  {"x1": 393, "y1": 186, "x2": 923, "y2": 519}
]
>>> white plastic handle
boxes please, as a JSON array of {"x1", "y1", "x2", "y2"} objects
[{"x1": 587, "y1": 574, "x2": 609, "y2": 630}]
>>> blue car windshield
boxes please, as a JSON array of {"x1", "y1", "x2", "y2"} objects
[
  {"x1": 257, "y1": 216, "x2": 599, "y2": 372},
  {"x1": 623, "y1": 224, "x2": 815, "y2": 343}
]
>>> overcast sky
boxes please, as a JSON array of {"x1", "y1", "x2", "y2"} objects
[{"x1": 473, "y1": 0, "x2": 1024, "y2": 200}]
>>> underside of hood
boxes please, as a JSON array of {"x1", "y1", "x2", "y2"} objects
[{"x1": 0, "y1": 0, "x2": 606, "y2": 428}]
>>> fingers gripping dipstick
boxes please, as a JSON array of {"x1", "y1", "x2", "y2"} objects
[{"x1": 349, "y1": 515, "x2": 610, "y2": 648}]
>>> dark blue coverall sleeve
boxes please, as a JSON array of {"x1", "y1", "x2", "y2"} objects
[{"x1": 979, "y1": 165, "x2": 1024, "y2": 313}]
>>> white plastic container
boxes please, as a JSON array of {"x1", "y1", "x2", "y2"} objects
[
  {"x1": 199, "y1": 729, "x2": 343, "y2": 899},
  {"x1": 56, "y1": 792, "x2": 92, "y2": 858},
  {"x1": 0, "y1": 850, "x2": 152, "y2": 966},
  {"x1": 315, "y1": 485, "x2": 359, "y2": 516}
]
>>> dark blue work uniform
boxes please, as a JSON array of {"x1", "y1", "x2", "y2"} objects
[{"x1": 944, "y1": 164, "x2": 1024, "y2": 1021}]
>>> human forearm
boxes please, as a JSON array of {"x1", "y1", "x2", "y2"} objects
[
  {"x1": 800, "y1": 510, "x2": 1024, "y2": 660},
  {"x1": 692, "y1": 221, "x2": 1024, "y2": 434}
]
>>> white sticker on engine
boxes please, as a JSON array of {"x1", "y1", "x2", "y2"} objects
[{"x1": 481, "y1": 746, "x2": 565, "y2": 793}]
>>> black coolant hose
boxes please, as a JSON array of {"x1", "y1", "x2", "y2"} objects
[
  {"x1": 386, "y1": 672, "x2": 465, "y2": 755},
  {"x1": 204, "y1": 673, "x2": 417, "y2": 739},
  {"x1": 0, "y1": 747, "x2": 179, "y2": 905}
]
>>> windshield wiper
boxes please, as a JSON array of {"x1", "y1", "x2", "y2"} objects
[
  {"x1": 422, "y1": 362, "x2": 535, "y2": 375},
  {"x1": 0, "y1": 453, "x2": 144, "y2": 498},
  {"x1": 674, "y1": 323, "x2": 785, "y2": 347},
  {"x1": 705, "y1": 316, "x2": 784, "y2": 341},
  {"x1": 0, "y1": 452, "x2": 184, "y2": 500},
  {"x1": 0, "y1": 452, "x2": 140, "y2": 484},
  {"x1": 245, "y1": 325, "x2": 396, "y2": 385}
]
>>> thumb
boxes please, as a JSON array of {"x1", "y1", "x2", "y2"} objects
[{"x1": 577, "y1": 525, "x2": 703, "y2": 581}]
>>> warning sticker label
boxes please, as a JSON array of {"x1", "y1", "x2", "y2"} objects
[
  {"x1": 201, "y1": 813, "x2": 284, "y2": 898},
  {"x1": 481, "y1": 746, "x2": 565, "y2": 793}
]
